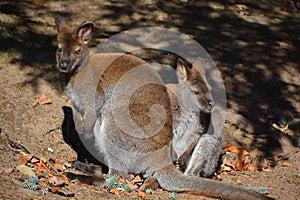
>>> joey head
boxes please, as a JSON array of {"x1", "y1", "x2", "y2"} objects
[{"x1": 55, "y1": 16, "x2": 273, "y2": 200}]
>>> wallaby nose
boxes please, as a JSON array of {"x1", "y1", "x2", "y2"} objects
[
  {"x1": 60, "y1": 61, "x2": 68, "y2": 69},
  {"x1": 207, "y1": 101, "x2": 214, "y2": 111}
]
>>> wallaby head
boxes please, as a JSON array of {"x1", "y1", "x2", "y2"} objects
[
  {"x1": 176, "y1": 58, "x2": 214, "y2": 113},
  {"x1": 55, "y1": 16, "x2": 94, "y2": 74}
]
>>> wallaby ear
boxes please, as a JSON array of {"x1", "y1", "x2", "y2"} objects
[
  {"x1": 75, "y1": 22, "x2": 94, "y2": 44},
  {"x1": 192, "y1": 57, "x2": 206, "y2": 75},
  {"x1": 176, "y1": 58, "x2": 189, "y2": 81},
  {"x1": 55, "y1": 16, "x2": 67, "y2": 32}
]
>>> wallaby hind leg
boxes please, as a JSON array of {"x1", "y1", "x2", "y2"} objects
[
  {"x1": 184, "y1": 134, "x2": 222, "y2": 177},
  {"x1": 185, "y1": 106, "x2": 224, "y2": 177}
]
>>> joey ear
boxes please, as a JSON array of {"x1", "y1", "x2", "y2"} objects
[
  {"x1": 176, "y1": 58, "x2": 189, "y2": 81},
  {"x1": 75, "y1": 22, "x2": 94, "y2": 44},
  {"x1": 55, "y1": 16, "x2": 67, "y2": 32},
  {"x1": 192, "y1": 57, "x2": 206, "y2": 75}
]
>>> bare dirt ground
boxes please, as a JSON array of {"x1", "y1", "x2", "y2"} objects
[{"x1": 0, "y1": 0, "x2": 299, "y2": 199}]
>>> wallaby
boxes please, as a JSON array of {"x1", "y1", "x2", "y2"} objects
[
  {"x1": 55, "y1": 16, "x2": 273, "y2": 200},
  {"x1": 168, "y1": 58, "x2": 223, "y2": 177}
]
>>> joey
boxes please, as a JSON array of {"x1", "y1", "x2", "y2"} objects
[
  {"x1": 168, "y1": 59, "x2": 223, "y2": 177},
  {"x1": 55, "y1": 16, "x2": 273, "y2": 200}
]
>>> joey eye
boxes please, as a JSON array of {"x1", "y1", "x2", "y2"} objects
[
  {"x1": 192, "y1": 90, "x2": 200, "y2": 95},
  {"x1": 74, "y1": 49, "x2": 81, "y2": 55}
]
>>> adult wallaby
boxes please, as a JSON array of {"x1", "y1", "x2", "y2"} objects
[
  {"x1": 55, "y1": 16, "x2": 272, "y2": 200},
  {"x1": 168, "y1": 58, "x2": 223, "y2": 177}
]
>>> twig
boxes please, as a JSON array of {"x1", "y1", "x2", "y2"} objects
[
  {"x1": 45, "y1": 127, "x2": 61, "y2": 135},
  {"x1": 4, "y1": 133, "x2": 31, "y2": 154},
  {"x1": 274, "y1": 150, "x2": 299, "y2": 164}
]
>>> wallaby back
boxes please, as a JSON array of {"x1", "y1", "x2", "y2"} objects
[{"x1": 55, "y1": 17, "x2": 273, "y2": 200}]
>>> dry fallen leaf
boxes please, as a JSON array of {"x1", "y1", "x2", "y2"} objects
[
  {"x1": 48, "y1": 174, "x2": 69, "y2": 186},
  {"x1": 222, "y1": 166, "x2": 232, "y2": 172},
  {"x1": 40, "y1": 157, "x2": 51, "y2": 172},
  {"x1": 137, "y1": 190, "x2": 148, "y2": 198},
  {"x1": 36, "y1": 93, "x2": 52, "y2": 105},
  {"x1": 224, "y1": 146, "x2": 243, "y2": 154},
  {"x1": 30, "y1": 157, "x2": 39, "y2": 164},
  {"x1": 223, "y1": 157, "x2": 233, "y2": 166},
  {"x1": 16, "y1": 165, "x2": 36, "y2": 177},
  {"x1": 18, "y1": 154, "x2": 28, "y2": 165},
  {"x1": 51, "y1": 185, "x2": 61, "y2": 193},
  {"x1": 232, "y1": 160, "x2": 243, "y2": 171},
  {"x1": 247, "y1": 164, "x2": 259, "y2": 171},
  {"x1": 110, "y1": 188, "x2": 123, "y2": 195},
  {"x1": 243, "y1": 155, "x2": 251, "y2": 165},
  {"x1": 34, "y1": 1, "x2": 46, "y2": 7},
  {"x1": 1, "y1": 168, "x2": 14, "y2": 174},
  {"x1": 54, "y1": 162, "x2": 65, "y2": 172},
  {"x1": 127, "y1": 182, "x2": 139, "y2": 191},
  {"x1": 30, "y1": 163, "x2": 45, "y2": 172},
  {"x1": 282, "y1": 161, "x2": 293, "y2": 167},
  {"x1": 61, "y1": 95, "x2": 68, "y2": 101}
]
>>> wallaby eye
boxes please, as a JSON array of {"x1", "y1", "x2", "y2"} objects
[
  {"x1": 74, "y1": 49, "x2": 81, "y2": 55},
  {"x1": 192, "y1": 90, "x2": 200, "y2": 95},
  {"x1": 57, "y1": 48, "x2": 62, "y2": 53}
]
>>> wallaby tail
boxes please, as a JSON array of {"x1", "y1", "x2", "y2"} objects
[{"x1": 153, "y1": 165, "x2": 274, "y2": 200}]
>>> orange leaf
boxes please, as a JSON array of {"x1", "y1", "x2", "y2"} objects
[
  {"x1": 30, "y1": 163, "x2": 45, "y2": 172},
  {"x1": 260, "y1": 162, "x2": 269, "y2": 169},
  {"x1": 273, "y1": 155, "x2": 279, "y2": 162},
  {"x1": 51, "y1": 185, "x2": 61, "y2": 193},
  {"x1": 137, "y1": 190, "x2": 148, "y2": 198},
  {"x1": 282, "y1": 161, "x2": 292, "y2": 167},
  {"x1": 18, "y1": 154, "x2": 28, "y2": 165},
  {"x1": 37, "y1": 93, "x2": 52, "y2": 105},
  {"x1": 34, "y1": 1, "x2": 46, "y2": 7},
  {"x1": 243, "y1": 163, "x2": 250, "y2": 170},
  {"x1": 224, "y1": 146, "x2": 243, "y2": 154},
  {"x1": 232, "y1": 160, "x2": 243, "y2": 171},
  {"x1": 110, "y1": 188, "x2": 123, "y2": 195},
  {"x1": 247, "y1": 164, "x2": 259, "y2": 171},
  {"x1": 54, "y1": 162, "x2": 65, "y2": 172},
  {"x1": 61, "y1": 95, "x2": 68, "y2": 101},
  {"x1": 40, "y1": 157, "x2": 51, "y2": 171}
]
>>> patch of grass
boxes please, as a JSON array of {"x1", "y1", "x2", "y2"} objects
[
  {"x1": 33, "y1": 61, "x2": 51, "y2": 70},
  {"x1": 168, "y1": 192, "x2": 176, "y2": 200},
  {"x1": 103, "y1": 174, "x2": 131, "y2": 193},
  {"x1": 285, "y1": 173, "x2": 294, "y2": 177},
  {"x1": 0, "y1": 50, "x2": 16, "y2": 67}
]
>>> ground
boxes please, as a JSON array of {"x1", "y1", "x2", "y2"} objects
[{"x1": 0, "y1": 0, "x2": 299, "y2": 199}]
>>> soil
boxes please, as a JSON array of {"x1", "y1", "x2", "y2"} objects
[{"x1": 0, "y1": 0, "x2": 299, "y2": 199}]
